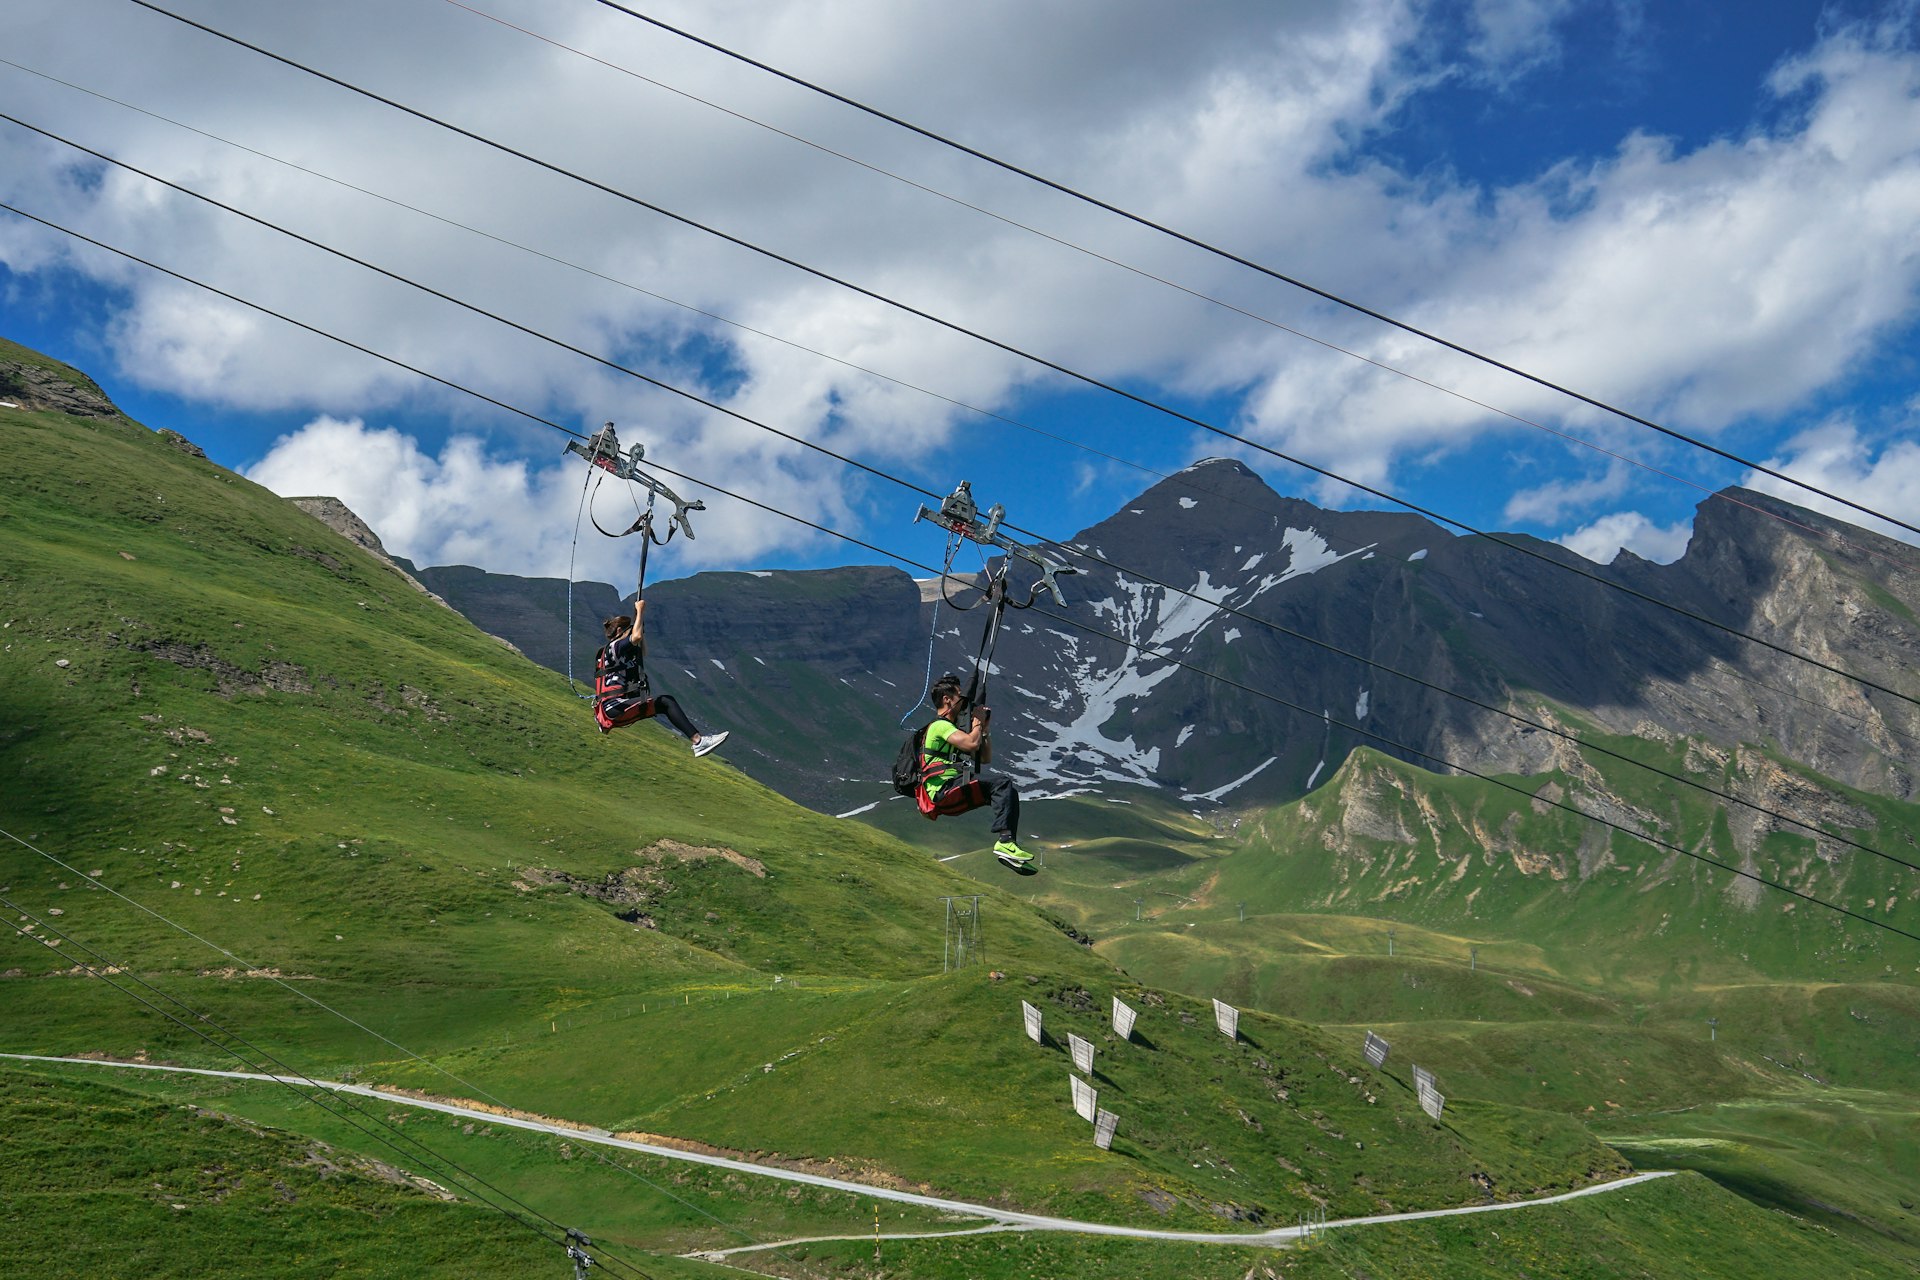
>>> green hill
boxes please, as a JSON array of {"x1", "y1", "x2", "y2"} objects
[
  {"x1": 1022, "y1": 744, "x2": 1920, "y2": 1269},
  {"x1": 0, "y1": 347, "x2": 1732, "y2": 1275}
]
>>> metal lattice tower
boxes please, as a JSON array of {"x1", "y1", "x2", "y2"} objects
[{"x1": 939, "y1": 895, "x2": 984, "y2": 971}]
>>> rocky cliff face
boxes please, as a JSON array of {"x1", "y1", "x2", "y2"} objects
[
  {"x1": 402, "y1": 458, "x2": 1920, "y2": 818},
  {"x1": 288, "y1": 497, "x2": 450, "y2": 614},
  {"x1": 0, "y1": 340, "x2": 121, "y2": 418}
]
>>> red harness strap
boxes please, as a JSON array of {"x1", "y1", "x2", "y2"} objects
[{"x1": 919, "y1": 777, "x2": 987, "y2": 821}]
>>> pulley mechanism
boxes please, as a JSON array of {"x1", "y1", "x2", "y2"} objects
[
  {"x1": 914, "y1": 480, "x2": 1076, "y2": 607},
  {"x1": 564, "y1": 422, "x2": 705, "y2": 541},
  {"x1": 564, "y1": 1228, "x2": 595, "y2": 1278},
  {"x1": 910, "y1": 479, "x2": 1077, "y2": 723}
]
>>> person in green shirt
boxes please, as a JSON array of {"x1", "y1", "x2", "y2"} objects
[{"x1": 921, "y1": 674, "x2": 1034, "y2": 868}]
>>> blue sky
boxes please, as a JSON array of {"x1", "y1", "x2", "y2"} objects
[{"x1": 2, "y1": 0, "x2": 1917, "y2": 590}]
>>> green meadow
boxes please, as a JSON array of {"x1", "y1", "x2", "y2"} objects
[{"x1": 3, "y1": 344, "x2": 1914, "y2": 1275}]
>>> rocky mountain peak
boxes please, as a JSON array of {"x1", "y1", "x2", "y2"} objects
[
  {"x1": 0, "y1": 340, "x2": 122, "y2": 418},
  {"x1": 289, "y1": 496, "x2": 393, "y2": 558},
  {"x1": 287, "y1": 496, "x2": 451, "y2": 612}
]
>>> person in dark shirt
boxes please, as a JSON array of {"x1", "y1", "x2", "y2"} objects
[{"x1": 595, "y1": 602, "x2": 728, "y2": 757}]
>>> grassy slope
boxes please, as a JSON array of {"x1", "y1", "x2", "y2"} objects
[
  {"x1": 0, "y1": 1066, "x2": 559, "y2": 1280},
  {"x1": 1019, "y1": 743, "x2": 1920, "y2": 1270},
  {"x1": 789, "y1": 1173, "x2": 1893, "y2": 1280},
  {"x1": 0, "y1": 384, "x2": 1662, "y2": 1273}
]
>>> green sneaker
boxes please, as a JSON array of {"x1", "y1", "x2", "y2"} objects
[{"x1": 993, "y1": 840, "x2": 1034, "y2": 864}]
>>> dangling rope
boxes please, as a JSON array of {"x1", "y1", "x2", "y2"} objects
[
  {"x1": 566, "y1": 470, "x2": 677, "y2": 699},
  {"x1": 563, "y1": 466, "x2": 600, "y2": 700},
  {"x1": 898, "y1": 528, "x2": 964, "y2": 724}
]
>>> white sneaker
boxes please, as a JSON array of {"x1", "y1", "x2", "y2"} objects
[{"x1": 692, "y1": 730, "x2": 728, "y2": 758}]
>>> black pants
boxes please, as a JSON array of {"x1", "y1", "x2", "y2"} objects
[
  {"x1": 927, "y1": 773, "x2": 1019, "y2": 840},
  {"x1": 596, "y1": 692, "x2": 699, "y2": 739}
]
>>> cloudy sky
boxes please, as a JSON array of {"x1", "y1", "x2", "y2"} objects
[{"x1": 3, "y1": 0, "x2": 1917, "y2": 589}]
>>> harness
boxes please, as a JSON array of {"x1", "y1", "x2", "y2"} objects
[{"x1": 593, "y1": 638, "x2": 650, "y2": 708}]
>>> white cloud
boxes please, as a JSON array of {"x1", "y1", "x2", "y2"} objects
[
  {"x1": 1744, "y1": 418, "x2": 1920, "y2": 546},
  {"x1": 3, "y1": 1, "x2": 1918, "y2": 580},
  {"x1": 1503, "y1": 460, "x2": 1631, "y2": 524},
  {"x1": 1558, "y1": 509, "x2": 1692, "y2": 564},
  {"x1": 241, "y1": 416, "x2": 837, "y2": 583},
  {"x1": 1466, "y1": 0, "x2": 1576, "y2": 79},
  {"x1": 1238, "y1": 16, "x2": 1920, "y2": 504}
]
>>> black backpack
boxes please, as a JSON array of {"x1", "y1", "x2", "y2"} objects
[{"x1": 891, "y1": 724, "x2": 930, "y2": 797}]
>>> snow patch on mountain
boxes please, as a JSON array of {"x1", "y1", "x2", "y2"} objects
[
  {"x1": 1012, "y1": 627, "x2": 1177, "y2": 787},
  {"x1": 1190, "y1": 757, "x2": 1277, "y2": 802},
  {"x1": 1093, "y1": 571, "x2": 1235, "y2": 653},
  {"x1": 1246, "y1": 529, "x2": 1373, "y2": 600}
]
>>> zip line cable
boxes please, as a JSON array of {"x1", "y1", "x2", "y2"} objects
[
  {"x1": 11, "y1": 52, "x2": 1896, "y2": 757},
  {"x1": 434, "y1": 1, "x2": 1877, "y2": 564},
  {"x1": 0, "y1": 894, "x2": 655, "y2": 1280},
  {"x1": 5, "y1": 71, "x2": 1905, "y2": 759},
  {"x1": 6, "y1": 193, "x2": 1913, "y2": 877},
  {"x1": 8, "y1": 75, "x2": 1904, "y2": 757},
  {"x1": 49, "y1": 10, "x2": 1920, "y2": 703},
  {"x1": 9, "y1": 99, "x2": 1912, "y2": 719},
  {"x1": 6, "y1": 50, "x2": 1871, "y2": 584},
  {"x1": 617, "y1": 461, "x2": 1920, "y2": 949},
  {"x1": 0, "y1": 109, "x2": 1876, "y2": 779},
  {"x1": 3, "y1": 206, "x2": 1908, "y2": 959},
  {"x1": 581, "y1": 0, "x2": 1920, "y2": 542},
  {"x1": 7, "y1": 69, "x2": 1895, "y2": 762}
]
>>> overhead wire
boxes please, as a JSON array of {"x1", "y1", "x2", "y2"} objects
[
  {"x1": 2, "y1": 202, "x2": 1908, "y2": 974},
  {"x1": 582, "y1": 0, "x2": 1920, "y2": 542},
  {"x1": 0, "y1": 890, "x2": 657, "y2": 1280},
  {"x1": 7, "y1": 96, "x2": 1912, "y2": 729},
  {"x1": 5, "y1": 183, "x2": 1914, "y2": 876},
  {"x1": 1, "y1": 52, "x2": 1828, "y2": 574},
  {"x1": 437, "y1": 0, "x2": 1882, "y2": 566},
  {"x1": 54, "y1": 13, "x2": 1920, "y2": 710},
  {"x1": 9, "y1": 198, "x2": 1910, "y2": 947},
  {"x1": 618, "y1": 461, "x2": 1920, "y2": 948},
  {"x1": 6, "y1": 57, "x2": 1904, "y2": 753}
]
